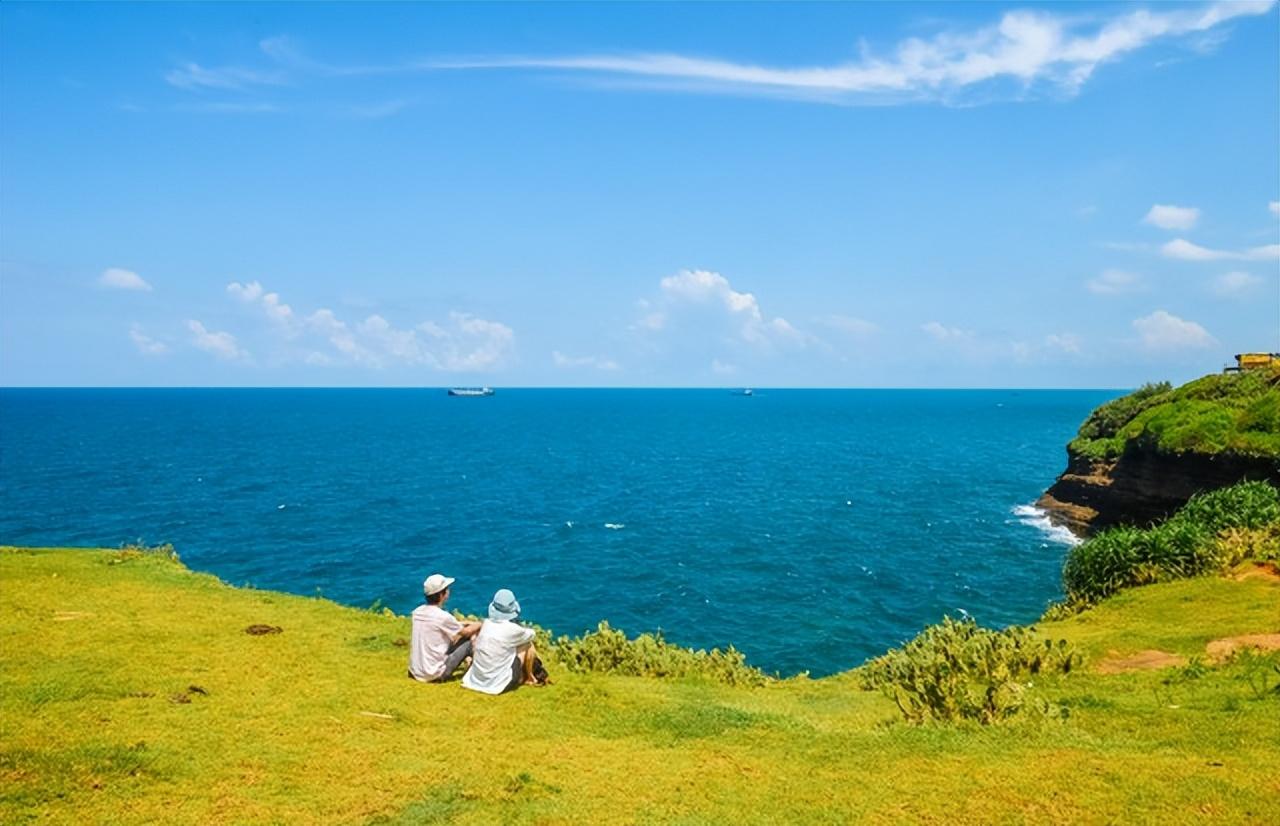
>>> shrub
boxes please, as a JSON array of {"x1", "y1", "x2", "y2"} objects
[
  {"x1": 548, "y1": 621, "x2": 768, "y2": 687},
  {"x1": 858, "y1": 617, "x2": 1079, "y2": 725},
  {"x1": 1062, "y1": 482, "x2": 1280, "y2": 602}
]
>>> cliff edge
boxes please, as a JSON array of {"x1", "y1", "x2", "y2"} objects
[{"x1": 1039, "y1": 369, "x2": 1280, "y2": 535}]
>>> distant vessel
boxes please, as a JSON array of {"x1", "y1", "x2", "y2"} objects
[
  {"x1": 734, "y1": 388, "x2": 754, "y2": 396},
  {"x1": 448, "y1": 387, "x2": 495, "y2": 397}
]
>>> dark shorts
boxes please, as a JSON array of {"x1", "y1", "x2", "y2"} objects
[{"x1": 503, "y1": 656, "x2": 523, "y2": 693}]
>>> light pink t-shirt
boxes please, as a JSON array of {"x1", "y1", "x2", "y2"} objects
[{"x1": 408, "y1": 604, "x2": 463, "y2": 681}]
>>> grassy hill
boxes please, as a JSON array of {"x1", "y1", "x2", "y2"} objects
[
  {"x1": 3, "y1": 544, "x2": 1278, "y2": 824},
  {"x1": 1069, "y1": 367, "x2": 1280, "y2": 462}
]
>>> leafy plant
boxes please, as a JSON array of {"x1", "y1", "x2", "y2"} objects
[
  {"x1": 548, "y1": 621, "x2": 768, "y2": 687},
  {"x1": 858, "y1": 617, "x2": 1079, "y2": 725}
]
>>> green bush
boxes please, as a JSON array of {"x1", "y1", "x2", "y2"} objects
[
  {"x1": 858, "y1": 617, "x2": 1079, "y2": 725},
  {"x1": 548, "y1": 622, "x2": 769, "y2": 687},
  {"x1": 1069, "y1": 370, "x2": 1280, "y2": 461},
  {"x1": 1063, "y1": 482, "x2": 1280, "y2": 602}
]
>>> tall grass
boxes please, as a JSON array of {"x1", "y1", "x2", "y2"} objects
[
  {"x1": 1063, "y1": 481, "x2": 1280, "y2": 603},
  {"x1": 548, "y1": 621, "x2": 769, "y2": 687}
]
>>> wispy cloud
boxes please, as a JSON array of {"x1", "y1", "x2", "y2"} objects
[
  {"x1": 187, "y1": 320, "x2": 249, "y2": 361},
  {"x1": 165, "y1": 2, "x2": 1275, "y2": 107},
  {"x1": 228, "y1": 281, "x2": 299, "y2": 335},
  {"x1": 1143, "y1": 204, "x2": 1200, "y2": 230},
  {"x1": 1087, "y1": 268, "x2": 1144, "y2": 295},
  {"x1": 921, "y1": 321, "x2": 971, "y2": 341},
  {"x1": 1270, "y1": 201, "x2": 1280, "y2": 217},
  {"x1": 128, "y1": 324, "x2": 167, "y2": 355},
  {"x1": 165, "y1": 61, "x2": 287, "y2": 92},
  {"x1": 424, "y1": 1, "x2": 1276, "y2": 104},
  {"x1": 1211, "y1": 270, "x2": 1264, "y2": 297},
  {"x1": 1160, "y1": 238, "x2": 1280, "y2": 261},
  {"x1": 98, "y1": 267, "x2": 152, "y2": 291}
]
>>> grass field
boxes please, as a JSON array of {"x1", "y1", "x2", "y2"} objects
[{"x1": 2, "y1": 546, "x2": 1278, "y2": 824}]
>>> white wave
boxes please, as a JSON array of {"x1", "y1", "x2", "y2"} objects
[
  {"x1": 604, "y1": 523, "x2": 625, "y2": 530},
  {"x1": 1012, "y1": 503, "x2": 1080, "y2": 546}
]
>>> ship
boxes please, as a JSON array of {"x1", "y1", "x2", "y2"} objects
[{"x1": 448, "y1": 387, "x2": 495, "y2": 397}]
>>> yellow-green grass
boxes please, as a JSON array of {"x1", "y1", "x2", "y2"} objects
[{"x1": 2, "y1": 547, "x2": 1278, "y2": 825}]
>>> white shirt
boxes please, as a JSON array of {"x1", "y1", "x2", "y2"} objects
[
  {"x1": 461, "y1": 619, "x2": 536, "y2": 694},
  {"x1": 408, "y1": 604, "x2": 463, "y2": 682}
]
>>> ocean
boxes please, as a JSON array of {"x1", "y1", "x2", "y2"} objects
[{"x1": 0, "y1": 388, "x2": 1117, "y2": 676}]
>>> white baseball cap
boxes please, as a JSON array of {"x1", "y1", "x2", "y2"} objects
[{"x1": 423, "y1": 573, "x2": 455, "y2": 597}]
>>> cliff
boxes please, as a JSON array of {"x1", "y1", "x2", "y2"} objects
[{"x1": 1039, "y1": 368, "x2": 1280, "y2": 535}]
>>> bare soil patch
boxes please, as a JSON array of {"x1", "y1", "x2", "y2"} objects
[
  {"x1": 1232, "y1": 563, "x2": 1280, "y2": 583},
  {"x1": 1096, "y1": 649, "x2": 1186, "y2": 674},
  {"x1": 1205, "y1": 633, "x2": 1280, "y2": 662}
]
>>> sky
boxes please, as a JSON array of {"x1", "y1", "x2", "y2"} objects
[{"x1": 1, "y1": 1, "x2": 1278, "y2": 388}]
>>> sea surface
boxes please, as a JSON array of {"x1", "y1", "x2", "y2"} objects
[{"x1": 0, "y1": 388, "x2": 1118, "y2": 676}]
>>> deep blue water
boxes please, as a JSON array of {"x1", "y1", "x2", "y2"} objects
[{"x1": 0, "y1": 388, "x2": 1117, "y2": 676}]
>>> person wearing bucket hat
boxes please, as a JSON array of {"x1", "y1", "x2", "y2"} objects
[
  {"x1": 461, "y1": 588, "x2": 543, "y2": 694},
  {"x1": 408, "y1": 573, "x2": 482, "y2": 683}
]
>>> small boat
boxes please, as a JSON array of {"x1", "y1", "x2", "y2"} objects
[
  {"x1": 733, "y1": 388, "x2": 754, "y2": 396},
  {"x1": 448, "y1": 387, "x2": 495, "y2": 397}
]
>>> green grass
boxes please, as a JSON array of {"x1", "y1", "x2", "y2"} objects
[
  {"x1": 1069, "y1": 368, "x2": 1280, "y2": 461},
  {"x1": 2, "y1": 546, "x2": 1278, "y2": 824}
]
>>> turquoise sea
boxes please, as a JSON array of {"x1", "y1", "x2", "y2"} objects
[{"x1": 0, "y1": 388, "x2": 1117, "y2": 676}]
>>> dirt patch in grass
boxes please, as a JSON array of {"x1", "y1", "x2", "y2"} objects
[
  {"x1": 1232, "y1": 563, "x2": 1280, "y2": 583},
  {"x1": 1205, "y1": 633, "x2": 1280, "y2": 662},
  {"x1": 244, "y1": 624, "x2": 282, "y2": 635},
  {"x1": 1096, "y1": 649, "x2": 1187, "y2": 674}
]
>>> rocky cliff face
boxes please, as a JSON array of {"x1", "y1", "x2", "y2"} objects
[{"x1": 1038, "y1": 445, "x2": 1280, "y2": 535}]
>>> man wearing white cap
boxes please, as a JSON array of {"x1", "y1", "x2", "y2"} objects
[{"x1": 408, "y1": 573, "x2": 482, "y2": 683}]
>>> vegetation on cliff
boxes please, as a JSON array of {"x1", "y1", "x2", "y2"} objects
[
  {"x1": 1068, "y1": 368, "x2": 1280, "y2": 461},
  {"x1": 1062, "y1": 481, "x2": 1280, "y2": 604}
]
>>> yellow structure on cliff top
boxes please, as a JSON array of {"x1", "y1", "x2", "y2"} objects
[{"x1": 1225, "y1": 352, "x2": 1280, "y2": 372}]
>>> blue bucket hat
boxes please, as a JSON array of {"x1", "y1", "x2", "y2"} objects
[{"x1": 488, "y1": 588, "x2": 521, "y2": 621}]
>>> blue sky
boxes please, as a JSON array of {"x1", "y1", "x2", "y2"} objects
[{"x1": 1, "y1": 1, "x2": 1277, "y2": 388}]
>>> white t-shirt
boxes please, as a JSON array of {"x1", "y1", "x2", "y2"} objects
[
  {"x1": 408, "y1": 604, "x2": 463, "y2": 682},
  {"x1": 461, "y1": 619, "x2": 536, "y2": 695}
]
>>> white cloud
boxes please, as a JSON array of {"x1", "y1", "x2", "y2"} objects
[
  {"x1": 1087, "y1": 268, "x2": 1143, "y2": 295},
  {"x1": 1270, "y1": 201, "x2": 1280, "y2": 217},
  {"x1": 98, "y1": 268, "x2": 152, "y2": 291},
  {"x1": 165, "y1": 62, "x2": 287, "y2": 91},
  {"x1": 187, "y1": 320, "x2": 248, "y2": 361},
  {"x1": 711, "y1": 358, "x2": 736, "y2": 375},
  {"x1": 819, "y1": 315, "x2": 878, "y2": 337},
  {"x1": 1143, "y1": 204, "x2": 1200, "y2": 230},
  {"x1": 425, "y1": 1, "x2": 1275, "y2": 104},
  {"x1": 128, "y1": 324, "x2": 167, "y2": 355},
  {"x1": 228, "y1": 280, "x2": 298, "y2": 335},
  {"x1": 227, "y1": 281, "x2": 264, "y2": 302},
  {"x1": 1132, "y1": 310, "x2": 1216, "y2": 351},
  {"x1": 654, "y1": 269, "x2": 807, "y2": 349},
  {"x1": 552, "y1": 351, "x2": 621, "y2": 371},
  {"x1": 1045, "y1": 333, "x2": 1082, "y2": 354},
  {"x1": 1211, "y1": 271, "x2": 1263, "y2": 297},
  {"x1": 1161, "y1": 238, "x2": 1280, "y2": 261},
  {"x1": 921, "y1": 321, "x2": 971, "y2": 341}
]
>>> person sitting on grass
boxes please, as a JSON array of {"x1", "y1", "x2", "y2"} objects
[
  {"x1": 408, "y1": 573, "x2": 482, "y2": 683},
  {"x1": 461, "y1": 588, "x2": 544, "y2": 694}
]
